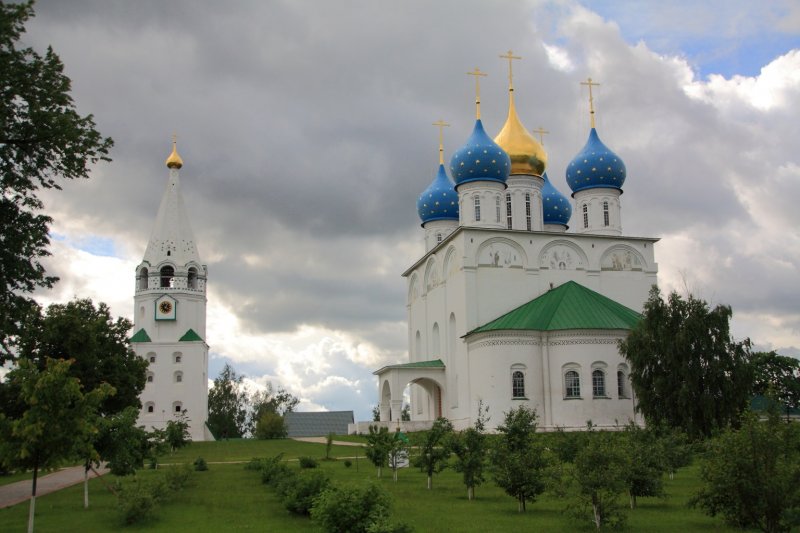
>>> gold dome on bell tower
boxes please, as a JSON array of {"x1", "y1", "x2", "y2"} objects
[
  {"x1": 493, "y1": 51, "x2": 547, "y2": 177},
  {"x1": 165, "y1": 134, "x2": 183, "y2": 169}
]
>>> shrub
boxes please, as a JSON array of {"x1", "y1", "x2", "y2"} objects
[
  {"x1": 282, "y1": 470, "x2": 331, "y2": 515},
  {"x1": 194, "y1": 457, "x2": 208, "y2": 471},
  {"x1": 164, "y1": 463, "x2": 193, "y2": 491},
  {"x1": 344, "y1": 459, "x2": 352, "y2": 468},
  {"x1": 311, "y1": 483, "x2": 392, "y2": 533},
  {"x1": 116, "y1": 477, "x2": 166, "y2": 525},
  {"x1": 255, "y1": 411, "x2": 287, "y2": 439},
  {"x1": 299, "y1": 456, "x2": 319, "y2": 469},
  {"x1": 244, "y1": 457, "x2": 268, "y2": 471}
]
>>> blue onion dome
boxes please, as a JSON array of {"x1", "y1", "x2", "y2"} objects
[
  {"x1": 417, "y1": 164, "x2": 459, "y2": 224},
  {"x1": 542, "y1": 172, "x2": 572, "y2": 226},
  {"x1": 566, "y1": 128, "x2": 626, "y2": 194},
  {"x1": 450, "y1": 120, "x2": 510, "y2": 187}
]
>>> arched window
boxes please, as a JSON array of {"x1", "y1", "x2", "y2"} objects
[
  {"x1": 188, "y1": 267, "x2": 198, "y2": 289},
  {"x1": 148, "y1": 353, "x2": 156, "y2": 364},
  {"x1": 138, "y1": 268, "x2": 149, "y2": 290},
  {"x1": 145, "y1": 402, "x2": 155, "y2": 414},
  {"x1": 582, "y1": 204, "x2": 589, "y2": 228},
  {"x1": 432, "y1": 323, "x2": 440, "y2": 357},
  {"x1": 603, "y1": 201, "x2": 610, "y2": 226},
  {"x1": 565, "y1": 370, "x2": 580, "y2": 398},
  {"x1": 525, "y1": 193, "x2": 532, "y2": 231},
  {"x1": 175, "y1": 371, "x2": 183, "y2": 383},
  {"x1": 415, "y1": 331, "x2": 421, "y2": 359},
  {"x1": 617, "y1": 370, "x2": 627, "y2": 398},
  {"x1": 592, "y1": 369, "x2": 606, "y2": 397},
  {"x1": 495, "y1": 196, "x2": 501, "y2": 223},
  {"x1": 146, "y1": 372, "x2": 154, "y2": 383},
  {"x1": 174, "y1": 353, "x2": 182, "y2": 364},
  {"x1": 173, "y1": 402, "x2": 183, "y2": 414},
  {"x1": 474, "y1": 196, "x2": 481, "y2": 222},
  {"x1": 512, "y1": 370, "x2": 525, "y2": 398},
  {"x1": 505, "y1": 193, "x2": 512, "y2": 229},
  {"x1": 160, "y1": 266, "x2": 174, "y2": 288}
]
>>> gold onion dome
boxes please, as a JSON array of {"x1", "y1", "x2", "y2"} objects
[
  {"x1": 166, "y1": 138, "x2": 183, "y2": 169},
  {"x1": 494, "y1": 94, "x2": 547, "y2": 177}
]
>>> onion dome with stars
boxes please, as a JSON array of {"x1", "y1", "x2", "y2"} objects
[
  {"x1": 566, "y1": 128, "x2": 626, "y2": 194},
  {"x1": 541, "y1": 172, "x2": 572, "y2": 226},
  {"x1": 450, "y1": 120, "x2": 510, "y2": 186},
  {"x1": 417, "y1": 164, "x2": 459, "y2": 224}
]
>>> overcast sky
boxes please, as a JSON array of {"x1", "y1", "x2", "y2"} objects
[{"x1": 20, "y1": 0, "x2": 800, "y2": 421}]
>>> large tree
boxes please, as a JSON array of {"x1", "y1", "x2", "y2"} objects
[
  {"x1": 0, "y1": 1, "x2": 113, "y2": 359},
  {"x1": 752, "y1": 351, "x2": 800, "y2": 421},
  {"x1": 619, "y1": 287, "x2": 753, "y2": 439},
  {"x1": 207, "y1": 363, "x2": 249, "y2": 439}
]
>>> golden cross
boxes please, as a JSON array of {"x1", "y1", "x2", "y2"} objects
[
  {"x1": 172, "y1": 132, "x2": 177, "y2": 146},
  {"x1": 533, "y1": 126, "x2": 549, "y2": 145},
  {"x1": 580, "y1": 77, "x2": 600, "y2": 128},
  {"x1": 432, "y1": 120, "x2": 450, "y2": 165},
  {"x1": 499, "y1": 50, "x2": 522, "y2": 91},
  {"x1": 467, "y1": 67, "x2": 488, "y2": 119}
]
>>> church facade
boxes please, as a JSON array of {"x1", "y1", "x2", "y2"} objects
[
  {"x1": 374, "y1": 68, "x2": 658, "y2": 431},
  {"x1": 130, "y1": 141, "x2": 212, "y2": 441}
]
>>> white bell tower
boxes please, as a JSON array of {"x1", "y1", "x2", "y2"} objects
[{"x1": 131, "y1": 138, "x2": 211, "y2": 441}]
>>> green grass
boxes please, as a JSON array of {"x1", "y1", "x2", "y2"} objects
[
  {"x1": 0, "y1": 440, "x2": 756, "y2": 532},
  {"x1": 164, "y1": 438, "x2": 362, "y2": 464}
]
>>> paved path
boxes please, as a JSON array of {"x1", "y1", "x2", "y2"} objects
[
  {"x1": 0, "y1": 466, "x2": 109, "y2": 509},
  {"x1": 292, "y1": 437, "x2": 365, "y2": 447}
]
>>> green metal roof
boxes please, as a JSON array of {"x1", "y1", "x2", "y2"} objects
[
  {"x1": 179, "y1": 329, "x2": 203, "y2": 342},
  {"x1": 467, "y1": 281, "x2": 640, "y2": 336},
  {"x1": 130, "y1": 328, "x2": 152, "y2": 343},
  {"x1": 374, "y1": 359, "x2": 444, "y2": 374}
]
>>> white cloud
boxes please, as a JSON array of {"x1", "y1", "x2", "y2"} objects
[{"x1": 542, "y1": 43, "x2": 574, "y2": 72}]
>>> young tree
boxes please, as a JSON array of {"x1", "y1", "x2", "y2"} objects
[
  {"x1": 15, "y1": 298, "x2": 146, "y2": 415},
  {"x1": 248, "y1": 382, "x2": 299, "y2": 435},
  {"x1": 412, "y1": 417, "x2": 453, "y2": 489},
  {"x1": 570, "y1": 432, "x2": 630, "y2": 530},
  {"x1": 207, "y1": 363, "x2": 249, "y2": 439},
  {"x1": 0, "y1": 359, "x2": 111, "y2": 533},
  {"x1": 619, "y1": 287, "x2": 753, "y2": 439},
  {"x1": 752, "y1": 351, "x2": 800, "y2": 421},
  {"x1": 0, "y1": 1, "x2": 113, "y2": 359},
  {"x1": 387, "y1": 430, "x2": 409, "y2": 483},
  {"x1": 450, "y1": 401, "x2": 489, "y2": 500},
  {"x1": 365, "y1": 425, "x2": 394, "y2": 478},
  {"x1": 165, "y1": 411, "x2": 191, "y2": 453},
  {"x1": 254, "y1": 411, "x2": 288, "y2": 439},
  {"x1": 621, "y1": 423, "x2": 665, "y2": 509},
  {"x1": 690, "y1": 408, "x2": 800, "y2": 533},
  {"x1": 490, "y1": 406, "x2": 549, "y2": 512}
]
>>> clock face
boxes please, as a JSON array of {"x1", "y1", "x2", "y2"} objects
[
  {"x1": 159, "y1": 301, "x2": 173, "y2": 314},
  {"x1": 155, "y1": 296, "x2": 177, "y2": 320}
]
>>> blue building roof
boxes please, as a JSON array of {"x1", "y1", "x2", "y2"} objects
[
  {"x1": 542, "y1": 172, "x2": 572, "y2": 226},
  {"x1": 450, "y1": 120, "x2": 510, "y2": 187},
  {"x1": 417, "y1": 164, "x2": 459, "y2": 224},
  {"x1": 566, "y1": 128, "x2": 626, "y2": 194}
]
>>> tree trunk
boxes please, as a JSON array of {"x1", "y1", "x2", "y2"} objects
[
  {"x1": 669, "y1": 470, "x2": 674, "y2": 480},
  {"x1": 467, "y1": 486, "x2": 474, "y2": 500},
  {"x1": 84, "y1": 466, "x2": 89, "y2": 509},
  {"x1": 592, "y1": 503, "x2": 601, "y2": 530},
  {"x1": 28, "y1": 462, "x2": 38, "y2": 533},
  {"x1": 518, "y1": 497, "x2": 523, "y2": 513},
  {"x1": 427, "y1": 475, "x2": 432, "y2": 489},
  {"x1": 630, "y1": 492, "x2": 636, "y2": 509},
  {"x1": 393, "y1": 468, "x2": 398, "y2": 482},
  {"x1": 377, "y1": 465, "x2": 381, "y2": 478}
]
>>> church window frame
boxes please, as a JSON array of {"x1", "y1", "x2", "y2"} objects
[
  {"x1": 511, "y1": 365, "x2": 526, "y2": 399},
  {"x1": 148, "y1": 353, "x2": 156, "y2": 364},
  {"x1": 173, "y1": 401, "x2": 183, "y2": 414},
  {"x1": 174, "y1": 352, "x2": 182, "y2": 364},
  {"x1": 138, "y1": 267, "x2": 149, "y2": 290},
  {"x1": 592, "y1": 368, "x2": 607, "y2": 398},
  {"x1": 603, "y1": 201, "x2": 610, "y2": 226},
  {"x1": 505, "y1": 193, "x2": 512, "y2": 229},
  {"x1": 495, "y1": 195, "x2": 501, "y2": 223},
  {"x1": 145, "y1": 402, "x2": 155, "y2": 414},
  {"x1": 146, "y1": 371, "x2": 154, "y2": 383},
  {"x1": 160, "y1": 265, "x2": 175, "y2": 288},
  {"x1": 525, "y1": 193, "x2": 532, "y2": 231},
  {"x1": 474, "y1": 195, "x2": 481, "y2": 222},
  {"x1": 582, "y1": 204, "x2": 588, "y2": 228},
  {"x1": 564, "y1": 367, "x2": 581, "y2": 398},
  {"x1": 617, "y1": 363, "x2": 630, "y2": 398},
  {"x1": 436, "y1": 232, "x2": 443, "y2": 244},
  {"x1": 175, "y1": 371, "x2": 183, "y2": 383},
  {"x1": 188, "y1": 267, "x2": 198, "y2": 289}
]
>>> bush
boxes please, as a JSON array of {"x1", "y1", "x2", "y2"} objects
[
  {"x1": 282, "y1": 470, "x2": 331, "y2": 515},
  {"x1": 244, "y1": 457, "x2": 268, "y2": 471},
  {"x1": 194, "y1": 457, "x2": 208, "y2": 471},
  {"x1": 344, "y1": 460, "x2": 353, "y2": 468},
  {"x1": 311, "y1": 483, "x2": 392, "y2": 533},
  {"x1": 259, "y1": 454, "x2": 293, "y2": 486},
  {"x1": 164, "y1": 463, "x2": 193, "y2": 491},
  {"x1": 116, "y1": 477, "x2": 166, "y2": 525},
  {"x1": 299, "y1": 456, "x2": 319, "y2": 469},
  {"x1": 255, "y1": 411, "x2": 287, "y2": 439}
]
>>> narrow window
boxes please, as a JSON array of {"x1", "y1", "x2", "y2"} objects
[
  {"x1": 138, "y1": 268, "x2": 149, "y2": 290},
  {"x1": 174, "y1": 354, "x2": 182, "y2": 364},
  {"x1": 148, "y1": 354, "x2": 156, "y2": 363},
  {"x1": 525, "y1": 193, "x2": 531, "y2": 231},
  {"x1": 505, "y1": 193, "x2": 512, "y2": 229},
  {"x1": 474, "y1": 196, "x2": 481, "y2": 222},
  {"x1": 495, "y1": 196, "x2": 501, "y2": 223},
  {"x1": 617, "y1": 370, "x2": 626, "y2": 398},
  {"x1": 175, "y1": 404, "x2": 182, "y2": 413},
  {"x1": 436, "y1": 233, "x2": 443, "y2": 244},
  {"x1": 146, "y1": 372, "x2": 154, "y2": 383},
  {"x1": 188, "y1": 267, "x2": 198, "y2": 289},
  {"x1": 603, "y1": 201, "x2": 609, "y2": 226},
  {"x1": 175, "y1": 371, "x2": 183, "y2": 383},
  {"x1": 146, "y1": 403, "x2": 154, "y2": 413},
  {"x1": 512, "y1": 371, "x2": 525, "y2": 398},
  {"x1": 582, "y1": 204, "x2": 588, "y2": 228},
  {"x1": 160, "y1": 266, "x2": 174, "y2": 288},
  {"x1": 565, "y1": 370, "x2": 580, "y2": 398},
  {"x1": 592, "y1": 369, "x2": 606, "y2": 397}
]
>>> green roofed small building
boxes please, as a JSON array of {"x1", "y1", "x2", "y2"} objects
[{"x1": 372, "y1": 77, "x2": 658, "y2": 432}]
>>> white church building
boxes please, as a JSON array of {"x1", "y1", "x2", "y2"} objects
[
  {"x1": 130, "y1": 140, "x2": 212, "y2": 441},
  {"x1": 373, "y1": 68, "x2": 658, "y2": 432}
]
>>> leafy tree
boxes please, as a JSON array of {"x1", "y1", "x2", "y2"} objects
[
  {"x1": 95, "y1": 407, "x2": 150, "y2": 476},
  {"x1": 164, "y1": 411, "x2": 191, "y2": 453},
  {"x1": 569, "y1": 432, "x2": 630, "y2": 530},
  {"x1": 490, "y1": 406, "x2": 549, "y2": 512},
  {"x1": 411, "y1": 417, "x2": 452, "y2": 489},
  {"x1": 401, "y1": 403, "x2": 410, "y2": 421},
  {"x1": 365, "y1": 425, "x2": 394, "y2": 478},
  {"x1": 0, "y1": 1, "x2": 113, "y2": 359},
  {"x1": 254, "y1": 411, "x2": 288, "y2": 439},
  {"x1": 311, "y1": 483, "x2": 394, "y2": 533},
  {"x1": 387, "y1": 430, "x2": 409, "y2": 483},
  {"x1": 207, "y1": 363, "x2": 249, "y2": 439},
  {"x1": 621, "y1": 423, "x2": 665, "y2": 509},
  {"x1": 619, "y1": 287, "x2": 753, "y2": 439},
  {"x1": 450, "y1": 401, "x2": 489, "y2": 500},
  {"x1": 371, "y1": 405, "x2": 380, "y2": 422},
  {"x1": 690, "y1": 407, "x2": 800, "y2": 533},
  {"x1": 0, "y1": 358, "x2": 111, "y2": 533},
  {"x1": 752, "y1": 351, "x2": 800, "y2": 421},
  {"x1": 249, "y1": 382, "x2": 299, "y2": 431},
  {"x1": 15, "y1": 298, "x2": 146, "y2": 415}
]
